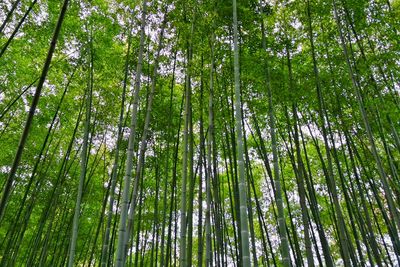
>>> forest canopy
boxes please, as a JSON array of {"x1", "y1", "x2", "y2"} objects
[{"x1": 0, "y1": 0, "x2": 399, "y2": 266}]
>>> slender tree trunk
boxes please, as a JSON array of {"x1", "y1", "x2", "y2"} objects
[
  {"x1": 67, "y1": 38, "x2": 93, "y2": 267},
  {"x1": 124, "y1": 10, "x2": 167, "y2": 258},
  {"x1": 0, "y1": 0, "x2": 69, "y2": 220},
  {"x1": 160, "y1": 46, "x2": 178, "y2": 267},
  {"x1": 99, "y1": 14, "x2": 133, "y2": 266},
  {"x1": 291, "y1": 104, "x2": 314, "y2": 267},
  {"x1": 197, "y1": 55, "x2": 205, "y2": 267},
  {"x1": 0, "y1": 0, "x2": 21, "y2": 34},
  {"x1": 232, "y1": 0, "x2": 250, "y2": 265},
  {"x1": 0, "y1": 0, "x2": 38, "y2": 58},
  {"x1": 206, "y1": 36, "x2": 215, "y2": 267},
  {"x1": 115, "y1": 0, "x2": 147, "y2": 265},
  {"x1": 179, "y1": 19, "x2": 194, "y2": 267},
  {"x1": 266, "y1": 37, "x2": 291, "y2": 267},
  {"x1": 332, "y1": 0, "x2": 400, "y2": 237}
]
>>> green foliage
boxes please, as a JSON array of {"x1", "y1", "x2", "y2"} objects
[{"x1": 0, "y1": 0, "x2": 399, "y2": 265}]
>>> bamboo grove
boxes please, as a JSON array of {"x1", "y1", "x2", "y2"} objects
[{"x1": 0, "y1": 0, "x2": 399, "y2": 266}]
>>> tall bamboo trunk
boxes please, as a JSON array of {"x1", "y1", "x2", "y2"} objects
[
  {"x1": 115, "y1": 0, "x2": 147, "y2": 265},
  {"x1": 232, "y1": 0, "x2": 251, "y2": 265}
]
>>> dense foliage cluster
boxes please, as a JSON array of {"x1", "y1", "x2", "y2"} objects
[{"x1": 0, "y1": 0, "x2": 399, "y2": 266}]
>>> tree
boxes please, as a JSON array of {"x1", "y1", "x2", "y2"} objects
[{"x1": 0, "y1": 0, "x2": 399, "y2": 266}]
